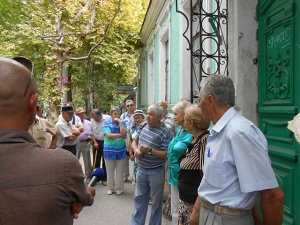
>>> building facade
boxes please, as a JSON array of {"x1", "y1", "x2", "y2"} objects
[
  {"x1": 138, "y1": 0, "x2": 300, "y2": 224},
  {"x1": 137, "y1": 0, "x2": 191, "y2": 109}
]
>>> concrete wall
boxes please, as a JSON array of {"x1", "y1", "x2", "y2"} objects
[{"x1": 229, "y1": 0, "x2": 258, "y2": 124}]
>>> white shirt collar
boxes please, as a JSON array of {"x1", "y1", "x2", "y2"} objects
[{"x1": 210, "y1": 107, "x2": 238, "y2": 134}]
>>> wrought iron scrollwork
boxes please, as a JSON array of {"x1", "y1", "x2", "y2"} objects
[
  {"x1": 175, "y1": 0, "x2": 192, "y2": 50},
  {"x1": 176, "y1": 0, "x2": 228, "y2": 102}
]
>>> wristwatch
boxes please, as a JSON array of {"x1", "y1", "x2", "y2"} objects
[{"x1": 148, "y1": 148, "x2": 153, "y2": 155}]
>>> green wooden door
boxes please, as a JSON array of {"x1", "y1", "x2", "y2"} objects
[{"x1": 257, "y1": 0, "x2": 300, "y2": 224}]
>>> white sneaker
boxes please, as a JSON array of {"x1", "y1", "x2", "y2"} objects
[
  {"x1": 116, "y1": 190, "x2": 123, "y2": 195},
  {"x1": 107, "y1": 190, "x2": 113, "y2": 195}
]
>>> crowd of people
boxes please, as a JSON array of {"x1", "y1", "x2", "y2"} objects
[{"x1": 0, "y1": 55, "x2": 284, "y2": 225}]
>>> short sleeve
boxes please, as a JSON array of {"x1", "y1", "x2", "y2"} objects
[
  {"x1": 120, "y1": 120, "x2": 127, "y2": 129},
  {"x1": 56, "y1": 123, "x2": 72, "y2": 138},
  {"x1": 132, "y1": 124, "x2": 145, "y2": 141},
  {"x1": 103, "y1": 126, "x2": 111, "y2": 135},
  {"x1": 44, "y1": 119, "x2": 56, "y2": 133},
  {"x1": 230, "y1": 125, "x2": 278, "y2": 193},
  {"x1": 77, "y1": 120, "x2": 83, "y2": 129}
]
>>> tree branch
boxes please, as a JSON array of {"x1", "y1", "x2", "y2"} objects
[
  {"x1": 39, "y1": 32, "x2": 94, "y2": 39},
  {"x1": 74, "y1": 0, "x2": 93, "y2": 21},
  {"x1": 66, "y1": 0, "x2": 122, "y2": 61}
]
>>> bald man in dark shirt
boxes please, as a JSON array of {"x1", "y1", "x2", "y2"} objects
[{"x1": 0, "y1": 57, "x2": 95, "y2": 225}]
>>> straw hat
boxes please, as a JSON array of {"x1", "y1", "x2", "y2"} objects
[{"x1": 76, "y1": 107, "x2": 86, "y2": 114}]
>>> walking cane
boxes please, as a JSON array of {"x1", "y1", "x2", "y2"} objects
[{"x1": 92, "y1": 147, "x2": 98, "y2": 170}]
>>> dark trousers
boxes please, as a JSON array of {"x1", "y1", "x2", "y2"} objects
[
  {"x1": 62, "y1": 145, "x2": 76, "y2": 156},
  {"x1": 93, "y1": 140, "x2": 106, "y2": 170}
]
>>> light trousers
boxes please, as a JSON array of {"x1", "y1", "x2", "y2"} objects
[
  {"x1": 124, "y1": 155, "x2": 130, "y2": 178},
  {"x1": 170, "y1": 185, "x2": 180, "y2": 225},
  {"x1": 199, "y1": 207, "x2": 254, "y2": 225},
  {"x1": 77, "y1": 141, "x2": 92, "y2": 177},
  {"x1": 105, "y1": 158, "x2": 126, "y2": 192}
]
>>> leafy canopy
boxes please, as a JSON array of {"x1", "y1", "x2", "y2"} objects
[{"x1": 0, "y1": 0, "x2": 148, "y2": 110}]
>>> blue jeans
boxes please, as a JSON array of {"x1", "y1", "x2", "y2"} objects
[{"x1": 131, "y1": 166, "x2": 165, "y2": 225}]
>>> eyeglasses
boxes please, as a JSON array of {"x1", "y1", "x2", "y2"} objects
[
  {"x1": 126, "y1": 104, "x2": 134, "y2": 107},
  {"x1": 23, "y1": 76, "x2": 33, "y2": 96},
  {"x1": 12, "y1": 57, "x2": 34, "y2": 96}
]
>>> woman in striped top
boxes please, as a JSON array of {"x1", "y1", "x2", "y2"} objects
[{"x1": 177, "y1": 105, "x2": 209, "y2": 225}]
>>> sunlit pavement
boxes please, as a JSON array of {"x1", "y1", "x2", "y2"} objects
[
  {"x1": 74, "y1": 182, "x2": 172, "y2": 225},
  {"x1": 76, "y1": 157, "x2": 171, "y2": 225}
]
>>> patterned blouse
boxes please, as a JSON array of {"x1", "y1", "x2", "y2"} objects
[
  {"x1": 180, "y1": 132, "x2": 208, "y2": 170},
  {"x1": 103, "y1": 118, "x2": 126, "y2": 160}
]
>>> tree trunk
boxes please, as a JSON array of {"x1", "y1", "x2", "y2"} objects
[{"x1": 62, "y1": 62, "x2": 72, "y2": 103}]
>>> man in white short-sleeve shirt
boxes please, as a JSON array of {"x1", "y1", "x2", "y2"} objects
[{"x1": 56, "y1": 105, "x2": 81, "y2": 155}]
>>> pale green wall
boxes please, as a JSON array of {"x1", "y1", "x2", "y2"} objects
[
  {"x1": 138, "y1": 1, "x2": 183, "y2": 108},
  {"x1": 140, "y1": 51, "x2": 148, "y2": 108},
  {"x1": 169, "y1": 2, "x2": 181, "y2": 104},
  {"x1": 158, "y1": 12, "x2": 170, "y2": 101},
  {"x1": 154, "y1": 32, "x2": 160, "y2": 102}
]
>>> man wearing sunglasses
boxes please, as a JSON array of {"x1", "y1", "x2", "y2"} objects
[
  {"x1": 0, "y1": 57, "x2": 95, "y2": 225},
  {"x1": 120, "y1": 99, "x2": 136, "y2": 182}
]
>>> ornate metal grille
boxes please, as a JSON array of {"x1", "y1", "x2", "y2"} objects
[{"x1": 176, "y1": 0, "x2": 228, "y2": 102}]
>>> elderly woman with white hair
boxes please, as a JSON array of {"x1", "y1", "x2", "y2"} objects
[
  {"x1": 167, "y1": 100, "x2": 193, "y2": 225},
  {"x1": 177, "y1": 105, "x2": 209, "y2": 225}
]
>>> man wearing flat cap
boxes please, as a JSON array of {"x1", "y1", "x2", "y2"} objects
[{"x1": 56, "y1": 104, "x2": 81, "y2": 155}]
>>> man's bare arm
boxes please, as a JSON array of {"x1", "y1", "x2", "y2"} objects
[
  {"x1": 260, "y1": 187, "x2": 284, "y2": 225},
  {"x1": 190, "y1": 196, "x2": 201, "y2": 225},
  {"x1": 150, "y1": 148, "x2": 167, "y2": 160},
  {"x1": 140, "y1": 146, "x2": 166, "y2": 160}
]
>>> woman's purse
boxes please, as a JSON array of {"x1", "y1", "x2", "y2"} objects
[{"x1": 178, "y1": 169, "x2": 203, "y2": 204}]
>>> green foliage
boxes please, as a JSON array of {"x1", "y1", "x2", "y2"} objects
[{"x1": 0, "y1": 0, "x2": 148, "y2": 110}]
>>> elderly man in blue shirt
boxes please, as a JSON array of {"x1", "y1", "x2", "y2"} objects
[{"x1": 190, "y1": 75, "x2": 284, "y2": 225}]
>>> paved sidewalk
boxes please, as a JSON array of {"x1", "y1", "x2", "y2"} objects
[{"x1": 74, "y1": 182, "x2": 172, "y2": 225}]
